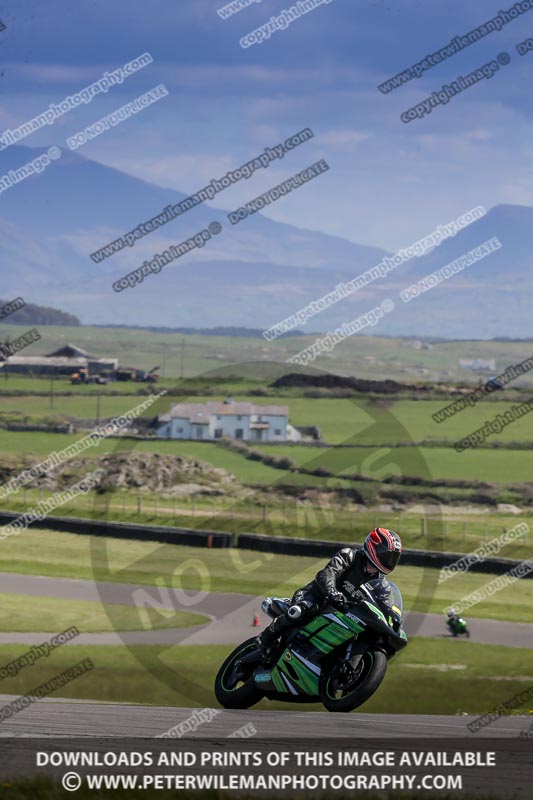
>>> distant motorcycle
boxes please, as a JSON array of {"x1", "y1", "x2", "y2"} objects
[
  {"x1": 214, "y1": 577, "x2": 408, "y2": 713},
  {"x1": 446, "y1": 615, "x2": 470, "y2": 638}
]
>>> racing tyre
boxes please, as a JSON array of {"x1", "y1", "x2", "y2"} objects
[
  {"x1": 319, "y1": 649, "x2": 387, "y2": 713},
  {"x1": 214, "y1": 638, "x2": 264, "y2": 709}
]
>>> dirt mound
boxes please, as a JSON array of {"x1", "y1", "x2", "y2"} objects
[
  {"x1": 3, "y1": 452, "x2": 237, "y2": 497},
  {"x1": 270, "y1": 373, "x2": 419, "y2": 394},
  {"x1": 96, "y1": 452, "x2": 236, "y2": 495}
]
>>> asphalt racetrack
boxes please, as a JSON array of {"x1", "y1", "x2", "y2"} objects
[
  {"x1": 0, "y1": 698, "x2": 526, "y2": 738},
  {"x1": 0, "y1": 573, "x2": 531, "y2": 739},
  {"x1": 0, "y1": 572, "x2": 530, "y2": 648}
]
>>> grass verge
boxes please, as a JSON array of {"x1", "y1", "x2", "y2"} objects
[
  {"x1": 0, "y1": 530, "x2": 531, "y2": 622},
  {"x1": 0, "y1": 592, "x2": 207, "y2": 633},
  {"x1": 0, "y1": 639, "x2": 531, "y2": 716}
]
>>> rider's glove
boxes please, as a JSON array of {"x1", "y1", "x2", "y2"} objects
[{"x1": 327, "y1": 590, "x2": 347, "y2": 611}]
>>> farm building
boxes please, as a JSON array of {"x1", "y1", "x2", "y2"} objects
[
  {"x1": 0, "y1": 342, "x2": 118, "y2": 375},
  {"x1": 156, "y1": 399, "x2": 301, "y2": 442},
  {"x1": 47, "y1": 344, "x2": 90, "y2": 359}
]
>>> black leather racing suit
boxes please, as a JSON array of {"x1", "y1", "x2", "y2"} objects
[
  {"x1": 446, "y1": 614, "x2": 459, "y2": 630},
  {"x1": 260, "y1": 547, "x2": 380, "y2": 645}
]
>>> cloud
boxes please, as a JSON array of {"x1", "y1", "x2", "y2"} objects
[
  {"x1": 500, "y1": 182, "x2": 533, "y2": 206},
  {"x1": 102, "y1": 153, "x2": 234, "y2": 191},
  {"x1": 318, "y1": 129, "x2": 371, "y2": 147},
  {"x1": 415, "y1": 129, "x2": 493, "y2": 151}
]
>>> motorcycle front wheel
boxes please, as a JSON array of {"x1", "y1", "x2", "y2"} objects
[
  {"x1": 214, "y1": 637, "x2": 264, "y2": 709},
  {"x1": 319, "y1": 649, "x2": 387, "y2": 713}
]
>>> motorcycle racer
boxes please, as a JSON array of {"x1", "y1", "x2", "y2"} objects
[
  {"x1": 446, "y1": 608, "x2": 459, "y2": 628},
  {"x1": 256, "y1": 527, "x2": 402, "y2": 654}
]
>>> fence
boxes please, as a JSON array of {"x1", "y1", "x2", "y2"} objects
[
  {"x1": 0, "y1": 509, "x2": 530, "y2": 577},
  {"x1": 0, "y1": 488, "x2": 529, "y2": 552}
]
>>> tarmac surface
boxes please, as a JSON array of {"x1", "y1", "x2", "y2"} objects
[
  {"x1": 0, "y1": 571, "x2": 530, "y2": 648},
  {"x1": 0, "y1": 697, "x2": 527, "y2": 738},
  {"x1": 0, "y1": 572, "x2": 531, "y2": 743}
]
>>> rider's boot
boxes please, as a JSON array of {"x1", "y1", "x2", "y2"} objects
[{"x1": 256, "y1": 614, "x2": 293, "y2": 658}]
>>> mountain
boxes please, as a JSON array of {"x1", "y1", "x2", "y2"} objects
[
  {"x1": 98, "y1": 325, "x2": 303, "y2": 337},
  {"x1": 375, "y1": 204, "x2": 533, "y2": 339},
  {"x1": 0, "y1": 144, "x2": 385, "y2": 266},
  {"x1": 0, "y1": 298, "x2": 79, "y2": 326},
  {"x1": 0, "y1": 145, "x2": 389, "y2": 326},
  {"x1": 0, "y1": 145, "x2": 532, "y2": 337}
]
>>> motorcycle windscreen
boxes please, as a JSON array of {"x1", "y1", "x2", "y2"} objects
[{"x1": 360, "y1": 578, "x2": 403, "y2": 628}]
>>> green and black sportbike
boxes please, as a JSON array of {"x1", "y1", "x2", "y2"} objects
[
  {"x1": 446, "y1": 615, "x2": 470, "y2": 638},
  {"x1": 214, "y1": 577, "x2": 408, "y2": 713}
]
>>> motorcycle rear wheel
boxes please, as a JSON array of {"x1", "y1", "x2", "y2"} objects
[
  {"x1": 214, "y1": 638, "x2": 264, "y2": 709},
  {"x1": 319, "y1": 649, "x2": 387, "y2": 713}
]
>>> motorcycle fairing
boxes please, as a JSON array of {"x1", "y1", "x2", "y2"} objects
[{"x1": 254, "y1": 609, "x2": 364, "y2": 697}]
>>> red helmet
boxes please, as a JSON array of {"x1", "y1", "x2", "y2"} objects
[{"x1": 363, "y1": 528, "x2": 402, "y2": 574}]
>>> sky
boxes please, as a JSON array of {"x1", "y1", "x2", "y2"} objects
[{"x1": 0, "y1": 0, "x2": 531, "y2": 252}]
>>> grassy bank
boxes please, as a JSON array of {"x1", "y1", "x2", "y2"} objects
[
  {"x1": 0, "y1": 639, "x2": 531, "y2": 715},
  {"x1": 0, "y1": 531, "x2": 531, "y2": 622},
  {"x1": 7, "y1": 484, "x2": 533, "y2": 555},
  {"x1": 0, "y1": 593, "x2": 206, "y2": 633}
]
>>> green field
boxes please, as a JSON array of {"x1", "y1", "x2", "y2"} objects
[
  {"x1": 0, "y1": 593, "x2": 206, "y2": 633},
  {"x1": 3, "y1": 391, "x2": 533, "y2": 447},
  {"x1": 258, "y1": 442, "x2": 533, "y2": 483},
  {"x1": 0, "y1": 431, "x2": 283, "y2": 483},
  {"x1": 0, "y1": 393, "x2": 150, "y2": 419},
  {"x1": 3, "y1": 322, "x2": 533, "y2": 386},
  {"x1": 1, "y1": 388, "x2": 532, "y2": 492},
  {"x1": 0, "y1": 375, "x2": 173, "y2": 394},
  {"x1": 0, "y1": 530, "x2": 531, "y2": 622},
  {"x1": 1, "y1": 423, "x2": 532, "y2": 485},
  {"x1": 0, "y1": 430, "x2": 352, "y2": 488},
  {"x1": 250, "y1": 396, "x2": 533, "y2": 446},
  {"x1": 249, "y1": 396, "x2": 533, "y2": 445},
  {"x1": 1, "y1": 332, "x2": 532, "y2": 554},
  {"x1": 0, "y1": 428, "x2": 362, "y2": 488},
  {"x1": 0, "y1": 639, "x2": 531, "y2": 716},
  {"x1": 340, "y1": 397, "x2": 533, "y2": 446}
]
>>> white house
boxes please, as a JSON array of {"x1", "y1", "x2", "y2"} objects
[
  {"x1": 156, "y1": 399, "x2": 301, "y2": 442},
  {"x1": 459, "y1": 358, "x2": 496, "y2": 372}
]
